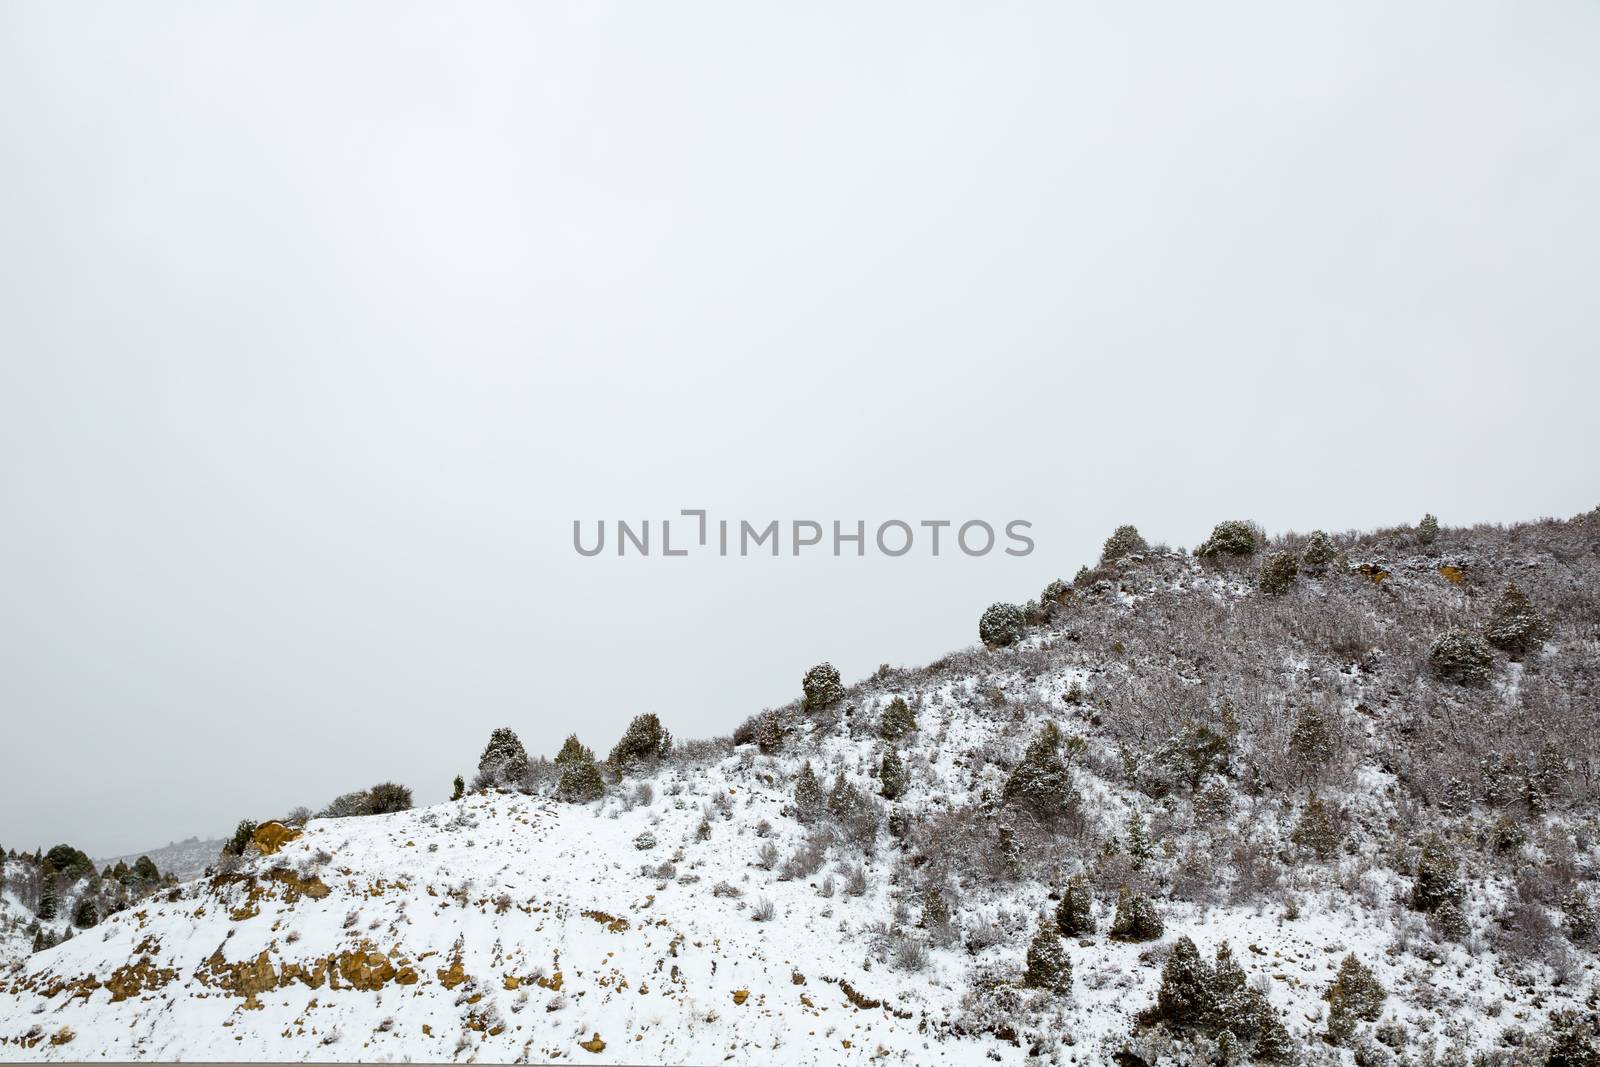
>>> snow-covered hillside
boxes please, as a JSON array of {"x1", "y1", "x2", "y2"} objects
[{"x1": 3, "y1": 511, "x2": 1598, "y2": 1064}]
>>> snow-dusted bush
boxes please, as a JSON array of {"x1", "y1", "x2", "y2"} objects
[
  {"x1": 1021, "y1": 917, "x2": 1071, "y2": 993},
  {"x1": 1197, "y1": 520, "x2": 1261, "y2": 559},
  {"x1": 878, "y1": 749, "x2": 908, "y2": 800},
  {"x1": 1055, "y1": 876, "x2": 1095, "y2": 937},
  {"x1": 608, "y1": 713, "x2": 672, "y2": 771},
  {"x1": 878, "y1": 697, "x2": 916, "y2": 740},
  {"x1": 1428, "y1": 628, "x2": 1494, "y2": 685},
  {"x1": 476, "y1": 727, "x2": 529, "y2": 790},
  {"x1": 1108, "y1": 888, "x2": 1163, "y2": 942},
  {"x1": 801, "y1": 662, "x2": 845, "y2": 711},
  {"x1": 978, "y1": 602, "x2": 1026, "y2": 648},
  {"x1": 1482, "y1": 582, "x2": 1552, "y2": 657},
  {"x1": 1300, "y1": 529, "x2": 1338, "y2": 575},
  {"x1": 555, "y1": 746, "x2": 605, "y2": 803},
  {"x1": 1101, "y1": 524, "x2": 1149, "y2": 564},
  {"x1": 1257, "y1": 550, "x2": 1298, "y2": 595},
  {"x1": 1417, "y1": 512, "x2": 1439, "y2": 545},
  {"x1": 1002, "y1": 722, "x2": 1079, "y2": 825}
]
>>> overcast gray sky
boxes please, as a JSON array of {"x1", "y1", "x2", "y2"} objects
[{"x1": 3, "y1": 2, "x2": 1597, "y2": 857}]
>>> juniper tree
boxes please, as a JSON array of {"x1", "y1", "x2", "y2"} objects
[
  {"x1": 1158, "y1": 709, "x2": 1236, "y2": 790},
  {"x1": 1055, "y1": 875, "x2": 1095, "y2": 937},
  {"x1": 826, "y1": 769, "x2": 858, "y2": 816},
  {"x1": 1211, "y1": 942, "x2": 1252, "y2": 1033},
  {"x1": 1482, "y1": 582, "x2": 1552, "y2": 657},
  {"x1": 1291, "y1": 796, "x2": 1342, "y2": 861},
  {"x1": 450, "y1": 775, "x2": 464, "y2": 801},
  {"x1": 1428, "y1": 629, "x2": 1494, "y2": 685},
  {"x1": 556, "y1": 748, "x2": 605, "y2": 803},
  {"x1": 37, "y1": 886, "x2": 58, "y2": 922},
  {"x1": 1154, "y1": 936, "x2": 1214, "y2": 1027},
  {"x1": 553, "y1": 734, "x2": 594, "y2": 766},
  {"x1": 1198, "y1": 520, "x2": 1260, "y2": 558},
  {"x1": 978, "y1": 602, "x2": 1026, "y2": 648},
  {"x1": 223, "y1": 819, "x2": 257, "y2": 857},
  {"x1": 1124, "y1": 807, "x2": 1153, "y2": 869},
  {"x1": 801, "y1": 662, "x2": 845, "y2": 711},
  {"x1": 608, "y1": 712, "x2": 672, "y2": 770},
  {"x1": 879, "y1": 748, "x2": 909, "y2": 800},
  {"x1": 1022, "y1": 916, "x2": 1072, "y2": 993},
  {"x1": 1287, "y1": 705, "x2": 1338, "y2": 784},
  {"x1": 1325, "y1": 953, "x2": 1386, "y2": 1044},
  {"x1": 1258, "y1": 551, "x2": 1298, "y2": 595},
  {"x1": 1417, "y1": 512, "x2": 1439, "y2": 545},
  {"x1": 879, "y1": 697, "x2": 917, "y2": 741},
  {"x1": 1101, "y1": 524, "x2": 1149, "y2": 564},
  {"x1": 1300, "y1": 529, "x2": 1338, "y2": 575},
  {"x1": 72, "y1": 897, "x2": 98, "y2": 929},
  {"x1": 1003, "y1": 722, "x2": 1080, "y2": 824},
  {"x1": 1108, "y1": 887, "x2": 1163, "y2": 942},
  {"x1": 1410, "y1": 836, "x2": 1465, "y2": 913},
  {"x1": 793, "y1": 761, "x2": 824, "y2": 823},
  {"x1": 753, "y1": 710, "x2": 786, "y2": 754},
  {"x1": 1565, "y1": 888, "x2": 1597, "y2": 944},
  {"x1": 478, "y1": 727, "x2": 530, "y2": 788}
]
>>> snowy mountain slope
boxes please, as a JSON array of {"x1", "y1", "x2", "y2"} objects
[
  {"x1": 3, "y1": 510, "x2": 1599, "y2": 1064},
  {"x1": 97, "y1": 839, "x2": 226, "y2": 883}
]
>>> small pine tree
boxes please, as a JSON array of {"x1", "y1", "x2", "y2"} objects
[
  {"x1": 608, "y1": 712, "x2": 673, "y2": 770},
  {"x1": 555, "y1": 750, "x2": 605, "y2": 803},
  {"x1": 1291, "y1": 796, "x2": 1342, "y2": 860},
  {"x1": 827, "y1": 770, "x2": 860, "y2": 817},
  {"x1": 922, "y1": 886, "x2": 951, "y2": 930},
  {"x1": 1108, "y1": 887, "x2": 1163, "y2": 942},
  {"x1": 72, "y1": 897, "x2": 98, "y2": 929},
  {"x1": 1564, "y1": 888, "x2": 1598, "y2": 944},
  {"x1": 1055, "y1": 875, "x2": 1095, "y2": 937},
  {"x1": 1101, "y1": 524, "x2": 1149, "y2": 564},
  {"x1": 879, "y1": 748, "x2": 909, "y2": 800},
  {"x1": 37, "y1": 886, "x2": 59, "y2": 922},
  {"x1": 1482, "y1": 582, "x2": 1552, "y2": 657},
  {"x1": 1249, "y1": 989, "x2": 1297, "y2": 1064},
  {"x1": 1410, "y1": 837, "x2": 1465, "y2": 913},
  {"x1": 879, "y1": 697, "x2": 917, "y2": 740},
  {"x1": 1125, "y1": 807, "x2": 1153, "y2": 869},
  {"x1": 1257, "y1": 551, "x2": 1298, "y2": 595},
  {"x1": 793, "y1": 761, "x2": 824, "y2": 823},
  {"x1": 1417, "y1": 512, "x2": 1439, "y2": 545},
  {"x1": 1022, "y1": 916, "x2": 1072, "y2": 993},
  {"x1": 1003, "y1": 722, "x2": 1080, "y2": 824},
  {"x1": 801, "y1": 663, "x2": 845, "y2": 711},
  {"x1": 1211, "y1": 942, "x2": 1252, "y2": 1032},
  {"x1": 553, "y1": 734, "x2": 594, "y2": 766},
  {"x1": 1287, "y1": 705, "x2": 1337, "y2": 782},
  {"x1": 1429, "y1": 629, "x2": 1495, "y2": 685},
  {"x1": 1300, "y1": 529, "x2": 1338, "y2": 575},
  {"x1": 478, "y1": 727, "x2": 530, "y2": 787},
  {"x1": 1155, "y1": 936, "x2": 1214, "y2": 1027},
  {"x1": 223, "y1": 819, "x2": 257, "y2": 858},
  {"x1": 753, "y1": 711, "x2": 786, "y2": 755},
  {"x1": 450, "y1": 775, "x2": 465, "y2": 801},
  {"x1": 1325, "y1": 953, "x2": 1386, "y2": 1045},
  {"x1": 978, "y1": 602, "x2": 1026, "y2": 648}
]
